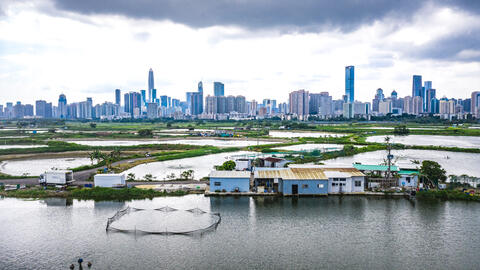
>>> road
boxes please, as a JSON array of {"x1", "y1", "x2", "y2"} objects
[{"x1": 0, "y1": 156, "x2": 203, "y2": 186}]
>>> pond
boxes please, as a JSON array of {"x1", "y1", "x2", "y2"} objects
[
  {"x1": 269, "y1": 131, "x2": 345, "y2": 138},
  {"x1": 124, "y1": 151, "x2": 255, "y2": 180},
  {"x1": 0, "y1": 145, "x2": 48, "y2": 149},
  {"x1": 321, "y1": 149, "x2": 480, "y2": 177},
  {"x1": 0, "y1": 157, "x2": 95, "y2": 176},
  {"x1": 273, "y1": 143, "x2": 346, "y2": 152},
  {"x1": 366, "y1": 135, "x2": 480, "y2": 148},
  {"x1": 1, "y1": 195, "x2": 479, "y2": 269},
  {"x1": 67, "y1": 139, "x2": 278, "y2": 148}
]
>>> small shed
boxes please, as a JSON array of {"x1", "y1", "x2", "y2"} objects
[
  {"x1": 94, "y1": 173, "x2": 126, "y2": 188},
  {"x1": 209, "y1": 171, "x2": 251, "y2": 192},
  {"x1": 398, "y1": 170, "x2": 419, "y2": 188}
]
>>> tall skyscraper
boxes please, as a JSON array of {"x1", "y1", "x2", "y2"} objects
[
  {"x1": 423, "y1": 81, "x2": 432, "y2": 110},
  {"x1": 372, "y1": 88, "x2": 384, "y2": 112},
  {"x1": 412, "y1": 75, "x2": 422, "y2": 97},
  {"x1": 214, "y1": 82, "x2": 224, "y2": 96},
  {"x1": 345, "y1": 66, "x2": 354, "y2": 103},
  {"x1": 152, "y1": 89, "x2": 157, "y2": 102},
  {"x1": 140, "y1": 90, "x2": 147, "y2": 105},
  {"x1": 58, "y1": 94, "x2": 67, "y2": 119},
  {"x1": 198, "y1": 81, "x2": 203, "y2": 93},
  {"x1": 190, "y1": 92, "x2": 203, "y2": 115},
  {"x1": 115, "y1": 89, "x2": 121, "y2": 105},
  {"x1": 148, "y1": 68, "x2": 154, "y2": 102},
  {"x1": 426, "y1": 88, "x2": 436, "y2": 113}
]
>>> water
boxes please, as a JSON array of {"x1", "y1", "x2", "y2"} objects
[
  {"x1": 273, "y1": 143, "x2": 345, "y2": 152},
  {"x1": 67, "y1": 139, "x2": 278, "y2": 147},
  {"x1": 1, "y1": 195, "x2": 479, "y2": 269},
  {"x1": 124, "y1": 151, "x2": 255, "y2": 180},
  {"x1": 0, "y1": 145, "x2": 48, "y2": 149},
  {"x1": 321, "y1": 149, "x2": 480, "y2": 177},
  {"x1": 269, "y1": 131, "x2": 344, "y2": 138},
  {"x1": 366, "y1": 135, "x2": 480, "y2": 148},
  {"x1": 0, "y1": 157, "x2": 94, "y2": 176}
]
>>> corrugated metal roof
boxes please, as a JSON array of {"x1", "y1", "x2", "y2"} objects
[
  {"x1": 209, "y1": 171, "x2": 251, "y2": 178},
  {"x1": 398, "y1": 170, "x2": 419, "y2": 175},
  {"x1": 353, "y1": 164, "x2": 399, "y2": 172},
  {"x1": 254, "y1": 167, "x2": 364, "y2": 179}
]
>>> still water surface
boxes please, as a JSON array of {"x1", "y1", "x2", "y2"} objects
[
  {"x1": 0, "y1": 195, "x2": 479, "y2": 269},
  {"x1": 321, "y1": 149, "x2": 480, "y2": 177},
  {"x1": 366, "y1": 135, "x2": 480, "y2": 148}
]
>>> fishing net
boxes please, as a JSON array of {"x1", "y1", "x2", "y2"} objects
[{"x1": 106, "y1": 206, "x2": 221, "y2": 235}]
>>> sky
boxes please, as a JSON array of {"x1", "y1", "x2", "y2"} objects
[{"x1": 1, "y1": 0, "x2": 480, "y2": 105}]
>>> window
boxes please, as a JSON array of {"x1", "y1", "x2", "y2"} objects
[
  {"x1": 318, "y1": 184, "x2": 324, "y2": 188},
  {"x1": 355, "y1": 181, "x2": 362, "y2": 187},
  {"x1": 406, "y1": 177, "x2": 411, "y2": 183},
  {"x1": 339, "y1": 178, "x2": 346, "y2": 182},
  {"x1": 214, "y1": 182, "x2": 221, "y2": 186},
  {"x1": 302, "y1": 184, "x2": 309, "y2": 189},
  {"x1": 332, "y1": 183, "x2": 337, "y2": 186}
]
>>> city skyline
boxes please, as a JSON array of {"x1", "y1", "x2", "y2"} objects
[{"x1": 1, "y1": 1, "x2": 480, "y2": 104}]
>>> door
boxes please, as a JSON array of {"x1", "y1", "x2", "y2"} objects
[{"x1": 292, "y1": 184, "x2": 298, "y2": 195}]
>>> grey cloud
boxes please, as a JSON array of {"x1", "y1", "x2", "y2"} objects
[
  {"x1": 404, "y1": 28, "x2": 480, "y2": 62},
  {"x1": 50, "y1": 0, "x2": 424, "y2": 32},
  {"x1": 49, "y1": 0, "x2": 480, "y2": 32}
]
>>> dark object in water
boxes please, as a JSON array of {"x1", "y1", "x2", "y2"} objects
[
  {"x1": 70, "y1": 264, "x2": 75, "y2": 269},
  {"x1": 88, "y1": 262, "x2": 92, "y2": 268}
]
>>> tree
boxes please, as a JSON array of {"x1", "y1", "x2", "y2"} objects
[
  {"x1": 138, "y1": 129, "x2": 153, "y2": 137},
  {"x1": 181, "y1": 169, "x2": 194, "y2": 180},
  {"x1": 127, "y1": 173, "x2": 136, "y2": 181},
  {"x1": 217, "y1": 160, "x2": 236, "y2": 171},
  {"x1": 88, "y1": 149, "x2": 105, "y2": 165},
  {"x1": 144, "y1": 174, "x2": 153, "y2": 181},
  {"x1": 89, "y1": 123, "x2": 97, "y2": 128},
  {"x1": 420, "y1": 160, "x2": 447, "y2": 188}
]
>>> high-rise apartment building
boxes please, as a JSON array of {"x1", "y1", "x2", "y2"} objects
[
  {"x1": 345, "y1": 66, "x2": 354, "y2": 103},
  {"x1": 471, "y1": 91, "x2": 480, "y2": 117},
  {"x1": 289, "y1": 89, "x2": 309, "y2": 117}
]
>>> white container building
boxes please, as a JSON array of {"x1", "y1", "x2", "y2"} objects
[{"x1": 94, "y1": 173, "x2": 126, "y2": 188}]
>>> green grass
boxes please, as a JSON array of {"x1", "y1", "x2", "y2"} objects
[
  {"x1": 1, "y1": 186, "x2": 188, "y2": 201},
  {"x1": 417, "y1": 189, "x2": 480, "y2": 201}
]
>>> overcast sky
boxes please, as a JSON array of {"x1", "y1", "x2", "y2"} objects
[{"x1": 1, "y1": 0, "x2": 480, "y2": 105}]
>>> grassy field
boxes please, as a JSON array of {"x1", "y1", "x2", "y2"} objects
[{"x1": 0, "y1": 186, "x2": 189, "y2": 201}]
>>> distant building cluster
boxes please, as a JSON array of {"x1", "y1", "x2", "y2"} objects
[{"x1": 1, "y1": 67, "x2": 479, "y2": 120}]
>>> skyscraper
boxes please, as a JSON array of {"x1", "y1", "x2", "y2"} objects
[
  {"x1": 152, "y1": 89, "x2": 157, "y2": 102},
  {"x1": 214, "y1": 82, "x2": 224, "y2": 96},
  {"x1": 472, "y1": 91, "x2": 480, "y2": 117},
  {"x1": 345, "y1": 66, "x2": 354, "y2": 103},
  {"x1": 140, "y1": 90, "x2": 147, "y2": 105},
  {"x1": 412, "y1": 75, "x2": 422, "y2": 97},
  {"x1": 115, "y1": 89, "x2": 121, "y2": 105},
  {"x1": 423, "y1": 81, "x2": 432, "y2": 110},
  {"x1": 148, "y1": 68, "x2": 154, "y2": 102},
  {"x1": 198, "y1": 81, "x2": 203, "y2": 93},
  {"x1": 58, "y1": 94, "x2": 67, "y2": 119}
]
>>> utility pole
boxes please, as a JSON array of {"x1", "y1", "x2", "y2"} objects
[{"x1": 384, "y1": 136, "x2": 393, "y2": 189}]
